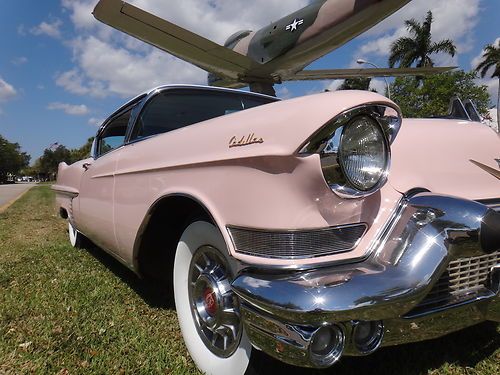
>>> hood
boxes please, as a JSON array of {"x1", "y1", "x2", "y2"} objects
[
  {"x1": 116, "y1": 90, "x2": 396, "y2": 175},
  {"x1": 389, "y1": 118, "x2": 500, "y2": 200}
]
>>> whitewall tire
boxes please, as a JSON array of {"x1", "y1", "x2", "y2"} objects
[
  {"x1": 174, "y1": 221, "x2": 252, "y2": 375},
  {"x1": 68, "y1": 221, "x2": 87, "y2": 249}
]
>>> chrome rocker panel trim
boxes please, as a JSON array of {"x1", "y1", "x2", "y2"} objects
[{"x1": 231, "y1": 193, "x2": 500, "y2": 368}]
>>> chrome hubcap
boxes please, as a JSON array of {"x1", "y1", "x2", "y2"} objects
[{"x1": 189, "y1": 246, "x2": 242, "y2": 358}]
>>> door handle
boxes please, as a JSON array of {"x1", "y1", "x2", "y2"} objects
[{"x1": 82, "y1": 163, "x2": 92, "y2": 171}]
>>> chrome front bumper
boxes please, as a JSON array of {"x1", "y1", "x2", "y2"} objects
[{"x1": 231, "y1": 194, "x2": 500, "y2": 368}]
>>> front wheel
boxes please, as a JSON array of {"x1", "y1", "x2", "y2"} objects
[{"x1": 174, "y1": 221, "x2": 252, "y2": 375}]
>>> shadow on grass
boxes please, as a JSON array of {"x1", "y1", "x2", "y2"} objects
[
  {"x1": 83, "y1": 241, "x2": 175, "y2": 310},
  {"x1": 82, "y1": 240, "x2": 498, "y2": 375}
]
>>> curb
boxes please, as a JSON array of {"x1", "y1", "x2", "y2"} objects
[{"x1": 0, "y1": 186, "x2": 35, "y2": 214}]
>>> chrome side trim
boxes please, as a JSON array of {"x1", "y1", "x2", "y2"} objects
[{"x1": 227, "y1": 223, "x2": 368, "y2": 259}]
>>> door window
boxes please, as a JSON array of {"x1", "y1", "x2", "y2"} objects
[
  {"x1": 130, "y1": 90, "x2": 275, "y2": 140},
  {"x1": 96, "y1": 109, "x2": 132, "y2": 157}
]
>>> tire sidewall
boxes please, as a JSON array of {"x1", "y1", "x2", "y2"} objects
[
  {"x1": 174, "y1": 221, "x2": 251, "y2": 375},
  {"x1": 68, "y1": 221, "x2": 79, "y2": 248}
]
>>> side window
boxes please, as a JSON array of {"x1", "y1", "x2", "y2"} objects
[
  {"x1": 130, "y1": 91, "x2": 245, "y2": 140},
  {"x1": 97, "y1": 109, "x2": 132, "y2": 157}
]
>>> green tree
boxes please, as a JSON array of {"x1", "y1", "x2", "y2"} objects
[
  {"x1": 36, "y1": 145, "x2": 72, "y2": 179},
  {"x1": 390, "y1": 70, "x2": 490, "y2": 118},
  {"x1": 0, "y1": 135, "x2": 30, "y2": 183},
  {"x1": 338, "y1": 77, "x2": 372, "y2": 91},
  {"x1": 475, "y1": 41, "x2": 500, "y2": 126},
  {"x1": 30, "y1": 138, "x2": 95, "y2": 180},
  {"x1": 389, "y1": 11, "x2": 456, "y2": 68},
  {"x1": 70, "y1": 137, "x2": 94, "y2": 163}
]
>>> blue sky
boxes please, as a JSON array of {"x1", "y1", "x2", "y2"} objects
[{"x1": 0, "y1": 0, "x2": 499, "y2": 161}]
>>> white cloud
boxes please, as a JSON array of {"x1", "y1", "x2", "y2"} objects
[
  {"x1": 47, "y1": 102, "x2": 90, "y2": 115},
  {"x1": 31, "y1": 19, "x2": 63, "y2": 39},
  {"x1": 276, "y1": 86, "x2": 292, "y2": 99},
  {"x1": 476, "y1": 76, "x2": 499, "y2": 108},
  {"x1": 11, "y1": 57, "x2": 28, "y2": 66},
  {"x1": 0, "y1": 77, "x2": 17, "y2": 101},
  {"x1": 88, "y1": 117, "x2": 105, "y2": 126},
  {"x1": 357, "y1": 0, "x2": 481, "y2": 61},
  {"x1": 55, "y1": 68, "x2": 107, "y2": 98},
  {"x1": 369, "y1": 79, "x2": 388, "y2": 95},
  {"x1": 56, "y1": 37, "x2": 206, "y2": 98},
  {"x1": 58, "y1": 0, "x2": 309, "y2": 98},
  {"x1": 324, "y1": 80, "x2": 344, "y2": 92},
  {"x1": 61, "y1": 0, "x2": 97, "y2": 30}
]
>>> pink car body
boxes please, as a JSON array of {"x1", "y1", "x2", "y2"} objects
[{"x1": 53, "y1": 85, "x2": 500, "y2": 371}]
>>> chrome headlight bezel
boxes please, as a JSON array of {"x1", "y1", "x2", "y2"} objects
[{"x1": 300, "y1": 104, "x2": 402, "y2": 199}]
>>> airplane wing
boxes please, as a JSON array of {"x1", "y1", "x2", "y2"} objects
[
  {"x1": 93, "y1": 0, "x2": 257, "y2": 80},
  {"x1": 285, "y1": 66, "x2": 456, "y2": 81}
]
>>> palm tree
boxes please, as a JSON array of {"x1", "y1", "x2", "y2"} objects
[
  {"x1": 475, "y1": 41, "x2": 500, "y2": 129},
  {"x1": 389, "y1": 11, "x2": 457, "y2": 68}
]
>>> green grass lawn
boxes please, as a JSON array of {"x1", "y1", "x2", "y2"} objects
[{"x1": 0, "y1": 186, "x2": 498, "y2": 374}]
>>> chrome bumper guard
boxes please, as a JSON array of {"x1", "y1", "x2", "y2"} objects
[{"x1": 231, "y1": 194, "x2": 500, "y2": 368}]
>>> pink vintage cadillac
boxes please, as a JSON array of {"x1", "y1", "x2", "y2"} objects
[{"x1": 53, "y1": 85, "x2": 500, "y2": 375}]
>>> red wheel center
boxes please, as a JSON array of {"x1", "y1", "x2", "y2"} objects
[{"x1": 203, "y1": 288, "x2": 217, "y2": 316}]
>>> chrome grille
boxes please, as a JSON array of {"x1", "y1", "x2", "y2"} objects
[
  {"x1": 227, "y1": 224, "x2": 367, "y2": 259},
  {"x1": 410, "y1": 250, "x2": 499, "y2": 315}
]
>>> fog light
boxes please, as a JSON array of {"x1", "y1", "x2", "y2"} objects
[
  {"x1": 309, "y1": 325, "x2": 345, "y2": 368},
  {"x1": 352, "y1": 320, "x2": 384, "y2": 354}
]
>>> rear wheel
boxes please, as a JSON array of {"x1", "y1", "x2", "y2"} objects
[
  {"x1": 174, "y1": 221, "x2": 252, "y2": 375},
  {"x1": 68, "y1": 221, "x2": 88, "y2": 249}
]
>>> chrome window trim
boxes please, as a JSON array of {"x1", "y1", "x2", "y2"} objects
[{"x1": 93, "y1": 95, "x2": 146, "y2": 159}]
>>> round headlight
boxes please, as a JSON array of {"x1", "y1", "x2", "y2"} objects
[{"x1": 339, "y1": 116, "x2": 389, "y2": 192}]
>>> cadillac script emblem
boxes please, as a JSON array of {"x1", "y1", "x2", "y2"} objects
[{"x1": 229, "y1": 133, "x2": 264, "y2": 148}]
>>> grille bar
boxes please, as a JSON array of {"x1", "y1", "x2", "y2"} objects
[
  {"x1": 411, "y1": 250, "x2": 499, "y2": 313},
  {"x1": 409, "y1": 199, "x2": 500, "y2": 315},
  {"x1": 228, "y1": 223, "x2": 367, "y2": 259}
]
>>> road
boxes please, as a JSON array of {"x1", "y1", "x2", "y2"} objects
[{"x1": 0, "y1": 183, "x2": 36, "y2": 211}]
